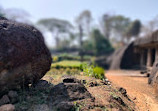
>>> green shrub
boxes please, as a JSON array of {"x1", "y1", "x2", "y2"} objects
[
  {"x1": 55, "y1": 65, "x2": 60, "y2": 69},
  {"x1": 57, "y1": 53, "x2": 92, "y2": 61},
  {"x1": 65, "y1": 68, "x2": 71, "y2": 75},
  {"x1": 82, "y1": 63, "x2": 94, "y2": 77},
  {"x1": 51, "y1": 60, "x2": 83, "y2": 69},
  {"x1": 81, "y1": 63, "x2": 105, "y2": 80},
  {"x1": 93, "y1": 67, "x2": 105, "y2": 80},
  {"x1": 79, "y1": 64, "x2": 84, "y2": 71},
  {"x1": 52, "y1": 56, "x2": 59, "y2": 62}
]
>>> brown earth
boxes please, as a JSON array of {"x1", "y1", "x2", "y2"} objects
[
  {"x1": 106, "y1": 70, "x2": 158, "y2": 111},
  {"x1": 42, "y1": 72, "x2": 136, "y2": 111},
  {"x1": 4, "y1": 69, "x2": 137, "y2": 111}
]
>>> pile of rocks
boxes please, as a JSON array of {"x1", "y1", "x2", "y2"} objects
[{"x1": 0, "y1": 90, "x2": 18, "y2": 111}]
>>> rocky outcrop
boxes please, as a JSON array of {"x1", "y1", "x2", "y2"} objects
[
  {"x1": 148, "y1": 60, "x2": 158, "y2": 86},
  {"x1": 0, "y1": 104, "x2": 15, "y2": 111},
  {"x1": 0, "y1": 18, "x2": 52, "y2": 96},
  {"x1": 110, "y1": 42, "x2": 141, "y2": 70},
  {"x1": 48, "y1": 77, "x2": 94, "y2": 110}
]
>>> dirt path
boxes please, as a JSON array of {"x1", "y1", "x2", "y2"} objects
[{"x1": 106, "y1": 70, "x2": 158, "y2": 111}]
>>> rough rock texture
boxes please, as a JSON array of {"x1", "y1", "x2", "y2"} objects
[
  {"x1": 28, "y1": 104, "x2": 50, "y2": 111},
  {"x1": 110, "y1": 42, "x2": 140, "y2": 70},
  {"x1": 0, "y1": 18, "x2": 52, "y2": 96},
  {"x1": 48, "y1": 78, "x2": 94, "y2": 111},
  {"x1": 148, "y1": 60, "x2": 158, "y2": 86},
  {"x1": 8, "y1": 91, "x2": 18, "y2": 104},
  {"x1": 0, "y1": 104, "x2": 15, "y2": 111},
  {"x1": 0, "y1": 95, "x2": 10, "y2": 106}
]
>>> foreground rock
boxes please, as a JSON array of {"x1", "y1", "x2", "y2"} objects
[
  {"x1": 0, "y1": 95, "x2": 10, "y2": 106},
  {"x1": 0, "y1": 18, "x2": 52, "y2": 96},
  {"x1": 0, "y1": 104, "x2": 15, "y2": 111},
  {"x1": 48, "y1": 78, "x2": 95, "y2": 110},
  {"x1": 148, "y1": 60, "x2": 158, "y2": 94},
  {"x1": 8, "y1": 91, "x2": 18, "y2": 104}
]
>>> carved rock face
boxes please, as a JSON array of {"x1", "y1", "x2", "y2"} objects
[
  {"x1": 0, "y1": 18, "x2": 52, "y2": 95},
  {"x1": 149, "y1": 61, "x2": 158, "y2": 85}
]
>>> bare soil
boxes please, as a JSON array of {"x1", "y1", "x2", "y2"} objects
[
  {"x1": 12, "y1": 70, "x2": 137, "y2": 111},
  {"x1": 106, "y1": 70, "x2": 158, "y2": 111},
  {"x1": 43, "y1": 73, "x2": 136, "y2": 111}
]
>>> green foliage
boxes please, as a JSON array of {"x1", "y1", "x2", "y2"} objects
[
  {"x1": 82, "y1": 63, "x2": 94, "y2": 77},
  {"x1": 101, "y1": 14, "x2": 131, "y2": 44},
  {"x1": 58, "y1": 54, "x2": 81, "y2": 61},
  {"x1": 76, "y1": 10, "x2": 92, "y2": 34},
  {"x1": 91, "y1": 29, "x2": 114, "y2": 55},
  {"x1": 0, "y1": 7, "x2": 5, "y2": 17},
  {"x1": 83, "y1": 40, "x2": 95, "y2": 51},
  {"x1": 53, "y1": 54, "x2": 91, "y2": 62},
  {"x1": 15, "y1": 85, "x2": 52, "y2": 110},
  {"x1": 110, "y1": 15, "x2": 130, "y2": 33},
  {"x1": 51, "y1": 60, "x2": 83, "y2": 69},
  {"x1": 93, "y1": 67, "x2": 105, "y2": 80},
  {"x1": 47, "y1": 67, "x2": 81, "y2": 76},
  {"x1": 52, "y1": 56, "x2": 59, "y2": 62},
  {"x1": 126, "y1": 20, "x2": 141, "y2": 38},
  {"x1": 81, "y1": 63, "x2": 105, "y2": 80}
]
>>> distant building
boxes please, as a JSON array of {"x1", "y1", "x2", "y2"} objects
[
  {"x1": 110, "y1": 30, "x2": 158, "y2": 70},
  {"x1": 109, "y1": 30, "x2": 158, "y2": 86}
]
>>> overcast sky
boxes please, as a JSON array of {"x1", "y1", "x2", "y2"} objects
[{"x1": 0, "y1": 0, "x2": 158, "y2": 24}]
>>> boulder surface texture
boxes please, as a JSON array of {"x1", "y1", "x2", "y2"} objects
[{"x1": 0, "y1": 18, "x2": 52, "y2": 96}]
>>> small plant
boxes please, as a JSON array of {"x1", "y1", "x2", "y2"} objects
[
  {"x1": 53, "y1": 56, "x2": 59, "y2": 62},
  {"x1": 82, "y1": 63, "x2": 94, "y2": 77},
  {"x1": 81, "y1": 63, "x2": 105, "y2": 80},
  {"x1": 65, "y1": 68, "x2": 71, "y2": 75},
  {"x1": 93, "y1": 67, "x2": 105, "y2": 80}
]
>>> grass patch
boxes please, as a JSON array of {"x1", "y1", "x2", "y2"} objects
[
  {"x1": 51, "y1": 60, "x2": 85, "y2": 69},
  {"x1": 81, "y1": 63, "x2": 105, "y2": 80}
]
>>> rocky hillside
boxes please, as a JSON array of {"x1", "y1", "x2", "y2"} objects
[{"x1": 0, "y1": 69, "x2": 137, "y2": 111}]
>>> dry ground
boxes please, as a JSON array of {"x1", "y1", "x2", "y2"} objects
[
  {"x1": 42, "y1": 73, "x2": 136, "y2": 111},
  {"x1": 106, "y1": 70, "x2": 158, "y2": 111}
]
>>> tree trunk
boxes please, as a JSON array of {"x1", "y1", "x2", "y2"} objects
[{"x1": 79, "y1": 25, "x2": 84, "y2": 62}]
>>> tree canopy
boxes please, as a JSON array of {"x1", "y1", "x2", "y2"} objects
[
  {"x1": 126, "y1": 20, "x2": 141, "y2": 38},
  {"x1": 37, "y1": 18, "x2": 73, "y2": 33},
  {"x1": 37, "y1": 18, "x2": 73, "y2": 49}
]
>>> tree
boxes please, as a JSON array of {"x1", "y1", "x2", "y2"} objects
[
  {"x1": 0, "y1": 6, "x2": 5, "y2": 17},
  {"x1": 91, "y1": 29, "x2": 114, "y2": 55},
  {"x1": 126, "y1": 20, "x2": 141, "y2": 39},
  {"x1": 100, "y1": 14, "x2": 113, "y2": 40},
  {"x1": 110, "y1": 15, "x2": 131, "y2": 41},
  {"x1": 76, "y1": 10, "x2": 92, "y2": 35},
  {"x1": 37, "y1": 18, "x2": 73, "y2": 49},
  {"x1": 100, "y1": 14, "x2": 131, "y2": 45},
  {"x1": 76, "y1": 10, "x2": 92, "y2": 61},
  {"x1": 142, "y1": 15, "x2": 158, "y2": 36}
]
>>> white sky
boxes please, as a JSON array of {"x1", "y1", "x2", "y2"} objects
[{"x1": 0, "y1": 0, "x2": 158, "y2": 47}]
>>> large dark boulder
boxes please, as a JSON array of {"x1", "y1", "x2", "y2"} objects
[{"x1": 0, "y1": 18, "x2": 52, "y2": 95}]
